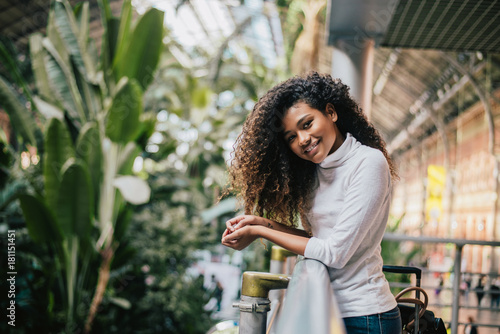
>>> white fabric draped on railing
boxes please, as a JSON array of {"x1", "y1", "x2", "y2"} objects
[{"x1": 272, "y1": 257, "x2": 346, "y2": 334}]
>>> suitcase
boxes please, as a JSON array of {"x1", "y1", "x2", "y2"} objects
[{"x1": 383, "y1": 265, "x2": 447, "y2": 334}]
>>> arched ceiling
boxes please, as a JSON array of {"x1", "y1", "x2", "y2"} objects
[
  {"x1": 1, "y1": 0, "x2": 500, "y2": 159},
  {"x1": 0, "y1": 0, "x2": 124, "y2": 52},
  {"x1": 328, "y1": 0, "x2": 500, "y2": 155}
]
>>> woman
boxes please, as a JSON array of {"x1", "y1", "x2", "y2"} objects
[{"x1": 221, "y1": 71, "x2": 401, "y2": 334}]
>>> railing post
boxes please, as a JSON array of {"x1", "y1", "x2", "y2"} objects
[
  {"x1": 233, "y1": 272, "x2": 290, "y2": 334},
  {"x1": 269, "y1": 246, "x2": 296, "y2": 301},
  {"x1": 451, "y1": 245, "x2": 463, "y2": 334},
  {"x1": 270, "y1": 245, "x2": 296, "y2": 274}
]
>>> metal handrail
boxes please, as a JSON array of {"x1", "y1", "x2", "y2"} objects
[
  {"x1": 273, "y1": 257, "x2": 346, "y2": 334},
  {"x1": 235, "y1": 234, "x2": 500, "y2": 334},
  {"x1": 235, "y1": 255, "x2": 345, "y2": 334},
  {"x1": 233, "y1": 271, "x2": 291, "y2": 334},
  {"x1": 383, "y1": 233, "x2": 500, "y2": 334}
]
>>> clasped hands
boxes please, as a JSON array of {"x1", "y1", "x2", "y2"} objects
[{"x1": 221, "y1": 215, "x2": 270, "y2": 251}]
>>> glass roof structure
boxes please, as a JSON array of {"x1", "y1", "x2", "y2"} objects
[{"x1": 133, "y1": 0, "x2": 283, "y2": 69}]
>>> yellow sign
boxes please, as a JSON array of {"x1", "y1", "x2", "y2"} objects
[{"x1": 426, "y1": 165, "x2": 446, "y2": 222}]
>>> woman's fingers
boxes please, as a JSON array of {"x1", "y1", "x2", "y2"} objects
[
  {"x1": 222, "y1": 228, "x2": 239, "y2": 242},
  {"x1": 226, "y1": 215, "x2": 248, "y2": 231},
  {"x1": 226, "y1": 219, "x2": 237, "y2": 231},
  {"x1": 221, "y1": 232, "x2": 240, "y2": 249}
]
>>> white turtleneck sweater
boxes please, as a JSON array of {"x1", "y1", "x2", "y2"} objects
[{"x1": 304, "y1": 133, "x2": 397, "y2": 318}]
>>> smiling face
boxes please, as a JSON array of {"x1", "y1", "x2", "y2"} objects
[{"x1": 282, "y1": 102, "x2": 345, "y2": 164}]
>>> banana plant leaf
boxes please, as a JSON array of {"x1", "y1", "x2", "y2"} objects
[
  {"x1": 30, "y1": 33, "x2": 57, "y2": 105},
  {"x1": 51, "y1": 0, "x2": 96, "y2": 83},
  {"x1": 18, "y1": 194, "x2": 63, "y2": 243},
  {"x1": 56, "y1": 160, "x2": 93, "y2": 237},
  {"x1": 113, "y1": 8, "x2": 164, "y2": 90},
  {"x1": 105, "y1": 77, "x2": 142, "y2": 143},
  {"x1": 73, "y1": 2, "x2": 89, "y2": 42},
  {"x1": 44, "y1": 117, "x2": 75, "y2": 213},
  {"x1": 32, "y1": 96, "x2": 65, "y2": 120},
  {"x1": 42, "y1": 37, "x2": 87, "y2": 126},
  {"x1": 112, "y1": 0, "x2": 132, "y2": 70},
  {"x1": 76, "y1": 122, "x2": 102, "y2": 208}
]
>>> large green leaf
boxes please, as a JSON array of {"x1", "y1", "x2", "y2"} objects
[
  {"x1": 60, "y1": 0, "x2": 98, "y2": 82},
  {"x1": 47, "y1": 4, "x2": 71, "y2": 70},
  {"x1": 42, "y1": 37, "x2": 86, "y2": 126},
  {"x1": 96, "y1": 0, "x2": 116, "y2": 83},
  {"x1": 105, "y1": 77, "x2": 142, "y2": 143},
  {"x1": 72, "y1": 57, "x2": 100, "y2": 119},
  {"x1": 51, "y1": 0, "x2": 87, "y2": 80},
  {"x1": 76, "y1": 122, "x2": 102, "y2": 208},
  {"x1": 112, "y1": 0, "x2": 132, "y2": 69},
  {"x1": 32, "y1": 95, "x2": 65, "y2": 120},
  {"x1": 44, "y1": 118, "x2": 75, "y2": 212},
  {"x1": 104, "y1": 17, "x2": 120, "y2": 76},
  {"x1": 56, "y1": 160, "x2": 93, "y2": 237},
  {"x1": 18, "y1": 194, "x2": 63, "y2": 243},
  {"x1": 114, "y1": 8, "x2": 164, "y2": 89},
  {"x1": 0, "y1": 75, "x2": 37, "y2": 146},
  {"x1": 30, "y1": 33, "x2": 57, "y2": 105}
]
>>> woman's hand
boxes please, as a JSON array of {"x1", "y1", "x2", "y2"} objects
[
  {"x1": 221, "y1": 215, "x2": 269, "y2": 251},
  {"x1": 221, "y1": 214, "x2": 310, "y2": 255},
  {"x1": 225, "y1": 215, "x2": 270, "y2": 233},
  {"x1": 221, "y1": 225, "x2": 263, "y2": 251}
]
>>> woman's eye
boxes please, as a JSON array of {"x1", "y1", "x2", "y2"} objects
[
  {"x1": 287, "y1": 135, "x2": 295, "y2": 142},
  {"x1": 304, "y1": 120, "x2": 312, "y2": 128}
]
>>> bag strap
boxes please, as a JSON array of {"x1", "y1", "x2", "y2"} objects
[{"x1": 395, "y1": 286, "x2": 429, "y2": 330}]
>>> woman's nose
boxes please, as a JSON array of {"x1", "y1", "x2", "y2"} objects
[{"x1": 298, "y1": 131, "x2": 310, "y2": 146}]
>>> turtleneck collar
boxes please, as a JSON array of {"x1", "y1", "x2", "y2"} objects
[{"x1": 318, "y1": 133, "x2": 359, "y2": 169}]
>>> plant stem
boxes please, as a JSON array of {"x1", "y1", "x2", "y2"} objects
[{"x1": 84, "y1": 243, "x2": 114, "y2": 333}]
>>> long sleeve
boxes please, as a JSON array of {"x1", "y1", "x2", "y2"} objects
[
  {"x1": 302, "y1": 133, "x2": 397, "y2": 317},
  {"x1": 304, "y1": 149, "x2": 391, "y2": 268}
]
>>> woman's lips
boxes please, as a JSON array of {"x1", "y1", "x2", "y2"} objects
[{"x1": 304, "y1": 140, "x2": 319, "y2": 154}]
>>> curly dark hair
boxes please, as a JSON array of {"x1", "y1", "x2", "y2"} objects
[{"x1": 226, "y1": 71, "x2": 397, "y2": 228}]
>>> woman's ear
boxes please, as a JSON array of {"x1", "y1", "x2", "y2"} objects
[{"x1": 326, "y1": 103, "x2": 338, "y2": 122}]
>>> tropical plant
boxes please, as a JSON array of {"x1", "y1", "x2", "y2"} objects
[
  {"x1": 88, "y1": 160, "x2": 217, "y2": 333},
  {"x1": 0, "y1": 0, "x2": 164, "y2": 332},
  {"x1": 276, "y1": 0, "x2": 328, "y2": 74}
]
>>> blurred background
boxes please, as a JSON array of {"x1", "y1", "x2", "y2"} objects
[{"x1": 0, "y1": 0, "x2": 499, "y2": 333}]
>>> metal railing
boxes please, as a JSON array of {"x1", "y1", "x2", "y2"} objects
[
  {"x1": 272, "y1": 257, "x2": 346, "y2": 334},
  {"x1": 234, "y1": 246, "x2": 345, "y2": 334},
  {"x1": 383, "y1": 233, "x2": 500, "y2": 334},
  {"x1": 233, "y1": 235, "x2": 500, "y2": 334},
  {"x1": 232, "y1": 271, "x2": 290, "y2": 334}
]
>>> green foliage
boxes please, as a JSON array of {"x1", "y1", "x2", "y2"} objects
[
  {"x1": 382, "y1": 214, "x2": 420, "y2": 293},
  {"x1": 1, "y1": 0, "x2": 164, "y2": 331},
  {"x1": 1, "y1": 0, "x2": 287, "y2": 332},
  {"x1": 92, "y1": 205, "x2": 215, "y2": 333},
  {"x1": 0, "y1": 75, "x2": 39, "y2": 147},
  {"x1": 18, "y1": 194, "x2": 62, "y2": 243},
  {"x1": 276, "y1": 0, "x2": 307, "y2": 64},
  {"x1": 105, "y1": 77, "x2": 143, "y2": 143}
]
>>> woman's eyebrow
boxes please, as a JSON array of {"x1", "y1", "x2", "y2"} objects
[{"x1": 283, "y1": 114, "x2": 311, "y2": 136}]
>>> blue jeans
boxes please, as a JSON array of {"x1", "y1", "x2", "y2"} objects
[{"x1": 343, "y1": 306, "x2": 402, "y2": 334}]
